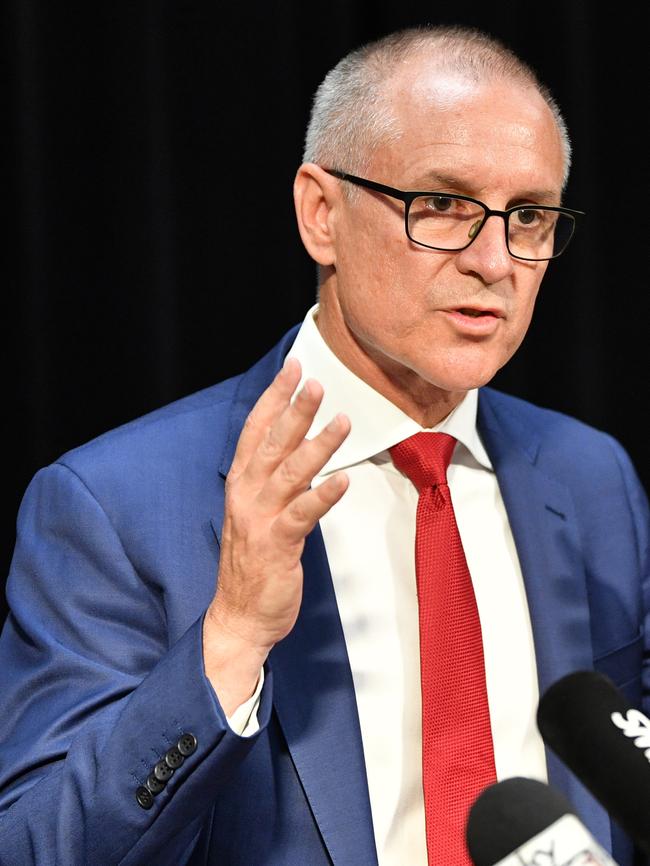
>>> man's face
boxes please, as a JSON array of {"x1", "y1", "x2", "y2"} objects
[{"x1": 321, "y1": 67, "x2": 566, "y2": 407}]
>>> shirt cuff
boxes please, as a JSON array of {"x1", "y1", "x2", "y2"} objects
[{"x1": 225, "y1": 667, "x2": 265, "y2": 736}]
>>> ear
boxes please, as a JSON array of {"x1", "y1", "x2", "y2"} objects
[{"x1": 293, "y1": 163, "x2": 341, "y2": 266}]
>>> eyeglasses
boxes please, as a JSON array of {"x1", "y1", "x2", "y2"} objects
[{"x1": 324, "y1": 169, "x2": 585, "y2": 262}]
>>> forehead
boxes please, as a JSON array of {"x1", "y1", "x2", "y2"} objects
[{"x1": 372, "y1": 64, "x2": 565, "y2": 201}]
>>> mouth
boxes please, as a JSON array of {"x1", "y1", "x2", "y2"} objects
[
  {"x1": 454, "y1": 307, "x2": 502, "y2": 318},
  {"x1": 441, "y1": 306, "x2": 504, "y2": 336}
]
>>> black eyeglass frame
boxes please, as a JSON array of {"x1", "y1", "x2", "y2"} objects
[{"x1": 324, "y1": 168, "x2": 585, "y2": 262}]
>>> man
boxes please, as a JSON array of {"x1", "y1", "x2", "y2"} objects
[{"x1": 0, "y1": 24, "x2": 648, "y2": 866}]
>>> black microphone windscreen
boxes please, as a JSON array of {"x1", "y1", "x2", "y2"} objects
[
  {"x1": 537, "y1": 669, "x2": 650, "y2": 854},
  {"x1": 466, "y1": 776, "x2": 575, "y2": 866}
]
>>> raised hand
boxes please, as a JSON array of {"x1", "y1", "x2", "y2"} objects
[{"x1": 202, "y1": 356, "x2": 351, "y2": 714}]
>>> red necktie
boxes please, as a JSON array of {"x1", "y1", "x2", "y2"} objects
[{"x1": 389, "y1": 432, "x2": 496, "y2": 865}]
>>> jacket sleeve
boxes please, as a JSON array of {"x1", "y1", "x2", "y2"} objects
[{"x1": 0, "y1": 462, "x2": 273, "y2": 866}]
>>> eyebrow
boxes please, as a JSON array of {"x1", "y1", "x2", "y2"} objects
[{"x1": 408, "y1": 171, "x2": 561, "y2": 205}]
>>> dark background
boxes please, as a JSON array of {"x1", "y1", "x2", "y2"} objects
[{"x1": 3, "y1": 1, "x2": 647, "y2": 624}]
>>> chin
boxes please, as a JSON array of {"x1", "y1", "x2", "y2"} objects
[
  {"x1": 425, "y1": 347, "x2": 513, "y2": 393},
  {"x1": 417, "y1": 361, "x2": 505, "y2": 395}
]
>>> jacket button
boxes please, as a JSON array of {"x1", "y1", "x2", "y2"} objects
[
  {"x1": 146, "y1": 772, "x2": 166, "y2": 795},
  {"x1": 165, "y1": 746, "x2": 185, "y2": 769},
  {"x1": 177, "y1": 733, "x2": 198, "y2": 756},
  {"x1": 136, "y1": 786, "x2": 154, "y2": 810},
  {"x1": 154, "y1": 759, "x2": 174, "y2": 782}
]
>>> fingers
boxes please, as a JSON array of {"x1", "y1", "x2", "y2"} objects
[
  {"x1": 271, "y1": 470, "x2": 350, "y2": 546},
  {"x1": 255, "y1": 411, "x2": 351, "y2": 512},
  {"x1": 229, "y1": 356, "x2": 302, "y2": 479},
  {"x1": 243, "y1": 376, "x2": 326, "y2": 489},
  {"x1": 228, "y1": 355, "x2": 351, "y2": 519}
]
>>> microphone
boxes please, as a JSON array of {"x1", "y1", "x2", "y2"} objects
[
  {"x1": 537, "y1": 670, "x2": 650, "y2": 856},
  {"x1": 466, "y1": 776, "x2": 618, "y2": 865}
]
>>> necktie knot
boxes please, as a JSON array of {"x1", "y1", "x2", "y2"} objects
[{"x1": 389, "y1": 431, "x2": 456, "y2": 492}]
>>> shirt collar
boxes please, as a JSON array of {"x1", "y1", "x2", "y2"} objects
[{"x1": 286, "y1": 303, "x2": 493, "y2": 476}]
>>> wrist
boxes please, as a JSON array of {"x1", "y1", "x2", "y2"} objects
[{"x1": 202, "y1": 606, "x2": 270, "y2": 716}]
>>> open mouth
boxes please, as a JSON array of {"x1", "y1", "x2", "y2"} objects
[{"x1": 457, "y1": 308, "x2": 496, "y2": 318}]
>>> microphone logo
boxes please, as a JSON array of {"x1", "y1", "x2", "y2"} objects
[
  {"x1": 482, "y1": 814, "x2": 617, "y2": 865},
  {"x1": 610, "y1": 708, "x2": 650, "y2": 762}
]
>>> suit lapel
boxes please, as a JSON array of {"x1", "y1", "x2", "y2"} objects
[
  {"x1": 212, "y1": 327, "x2": 378, "y2": 866},
  {"x1": 270, "y1": 525, "x2": 378, "y2": 866},
  {"x1": 478, "y1": 389, "x2": 611, "y2": 850}
]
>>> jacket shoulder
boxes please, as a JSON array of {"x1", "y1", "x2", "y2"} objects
[
  {"x1": 56, "y1": 322, "x2": 302, "y2": 481},
  {"x1": 59, "y1": 375, "x2": 241, "y2": 475},
  {"x1": 480, "y1": 386, "x2": 644, "y2": 495},
  {"x1": 481, "y1": 386, "x2": 618, "y2": 448}
]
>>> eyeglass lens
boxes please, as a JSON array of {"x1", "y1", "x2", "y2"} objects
[{"x1": 408, "y1": 195, "x2": 575, "y2": 260}]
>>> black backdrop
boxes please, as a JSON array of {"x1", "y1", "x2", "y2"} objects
[{"x1": 3, "y1": 1, "x2": 648, "y2": 624}]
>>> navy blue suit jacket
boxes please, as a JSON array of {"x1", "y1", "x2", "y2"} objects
[{"x1": 1, "y1": 323, "x2": 648, "y2": 865}]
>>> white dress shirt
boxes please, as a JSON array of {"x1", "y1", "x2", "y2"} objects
[{"x1": 229, "y1": 303, "x2": 548, "y2": 866}]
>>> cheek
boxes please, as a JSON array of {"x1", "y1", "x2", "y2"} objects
[
  {"x1": 344, "y1": 254, "x2": 434, "y2": 343},
  {"x1": 337, "y1": 229, "x2": 409, "y2": 321}
]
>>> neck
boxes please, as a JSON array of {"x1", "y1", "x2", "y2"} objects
[{"x1": 314, "y1": 294, "x2": 467, "y2": 429}]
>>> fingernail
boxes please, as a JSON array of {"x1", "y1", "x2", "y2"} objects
[
  {"x1": 298, "y1": 380, "x2": 312, "y2": 399},
  {"x1": 326, "y1": 414, "x2": 341, "y2": 431}
]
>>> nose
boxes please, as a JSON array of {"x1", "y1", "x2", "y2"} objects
[{"x1": 454, "y1": 213, "x2": 515, "y2": 284}]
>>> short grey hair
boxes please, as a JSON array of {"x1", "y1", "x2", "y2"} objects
[{"x1": 303, "y1": 25, "x2": 572, "y2": 191}]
